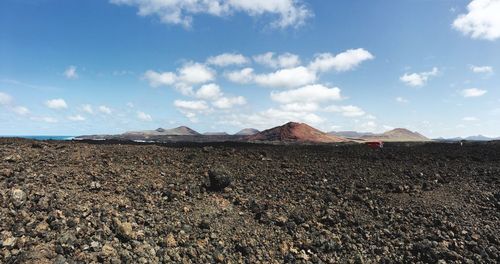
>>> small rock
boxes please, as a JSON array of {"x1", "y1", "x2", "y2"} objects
[
  {"x1": 114, "y1": 219, "x2": 135, "y2": 241},
  {"x1": 208, "y1": 167, "x2": 232, "y2": 191},
  {"x1": 199, "y1": 220, "x2": 210, "y2": 230},
  {"x1": 10, "y1": 189, "x2": 27, "y2": 207},
  {"x1": 2, "y1": 237, "x2": 17, "y2": 248},
  {"x1": 4, "y1": 154, "x2": 21, "y2": 162},
  {"x1": 165, "y1": 233, "x2": 177, "y2": 247},
  {"x1": 0, "y1": 168, "x2": 14, "y2": 177},
  {"x1": 90, "y1": 181, "x2": 101, "y2": 190},
  {"x1": 101, "y1": 243, "x2": 117, "y2": 257}
]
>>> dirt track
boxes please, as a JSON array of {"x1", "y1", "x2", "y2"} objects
[{"x1": 1, "y1": 138, "x2": 499, "y2": 263}]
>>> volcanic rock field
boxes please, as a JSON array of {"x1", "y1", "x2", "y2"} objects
[{"x1": 1, "y1": 138, "x2": 499, "y2": 263}]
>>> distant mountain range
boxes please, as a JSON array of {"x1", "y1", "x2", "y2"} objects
[
  {"x1": 434, "y1": 135, "x2": 500, "y2": 142},
  {"x1": 330, "y1": 128, "x2": 430, "y2": 142},
  {"x1": 235, "y1": 128, "x2": 260, "y2": 136},
  {"x1": 75, "y1": 122, "x2": 443, "y2": 143},
  {"x1": 125, "y1": 126, "x2": 200, "y2": 136}
]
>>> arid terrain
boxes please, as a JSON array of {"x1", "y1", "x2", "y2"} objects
[{"x1": 1, "y1": 138, "x2": 499, "y2": 263}]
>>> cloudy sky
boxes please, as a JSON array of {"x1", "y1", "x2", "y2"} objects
[{"x1": 1, "y1": 0, "x2": 499, "y2": 137}]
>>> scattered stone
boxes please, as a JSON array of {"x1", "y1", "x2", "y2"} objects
[
  {"x1": 0, "y1": 168, "x2": 14, "y2": 177},
  {"x1": 162, "y1": 234, "x2": 176, "y2": 248},
  {"x1": 208, "y1": 167, "x2": 232, "y2": 191},
  {"x1": 10, "y1": 189, "x2": 27, "y2": 207},
  {"x1": 114, "y1": 219, "x2": 135, "y2": 241},
  {"x1": 3, "y1": 154, "x2": 21, "y2": 162}
]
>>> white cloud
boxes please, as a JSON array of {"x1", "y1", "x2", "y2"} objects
[
  {"x1": 81, "y1": 104, "x2": 94, "y2": 114},
  {"x1": 461, "y1": 88, "x2": 487, "y2": 97},
  {"x1": 360, "y1": 121, "x2": 377, "y2": 131},
  {"x1": 31, "y1": 116, "x2": 58, "y2": 123},
  {"x1": 253, "y1": 52, "x2": 301, "y2": 69},
  {"x1": 270, "y1": 84, "x2": 341, "y2": 103},
  {"x1": 64, "y1": 66, "x2": 78, "y2": 79},
  {"x1": 178, "y1": 62, "x2": 215, "y2": 84},
  {"x1": 309, "y1": 48, "x2": 374, "y2": 73},
  {"x1": 324, "y1": 105, "x2": 366, "y2": 117},
  {"x1": 195, "y1": 83, "x2": 223, "y2": 100},
  {"x1": 470, "y1": 65, "x2": 494, "y2": 74},
  {"x1": 463, "y1": 116, "x2": 479, "y2": 121},
  {"x1": 212, "y1": 96, "x2": 246, "y2": 109},
  {"x1": 68, "y1": 115, "x2": 86, "y2": 121},
  {"x1": 280, "y1": 102, "x2": 319, "y2": 112},
  {"x1": 143, "y1": 63, "x2": 215, "y2": 96},
  {"x1": 225, "y1": 68, "x2": 255, "y2": 83},
  {"x1": 254, "y1": 66, "x2": 316, "y2": 88},
  {"x1": 143, "y1": 70, "x2": 177, "y2": 87},
  {"x1": 110, "y1": 0, "x2": 312, "y2": 29},
  {"x1": 400, "y1": 67, "x2": 439, "y2": 87},
  {"x1": 137, "y1": 111, "x2": 152, "y2": 121},
  {"x1": 207, "y1": 53, "x2": 249, "y2": 66},
  {"x1": 0, "y1": 92, "x2": 12, "y2": 105},
  {"x1": 98, "y1": 105, "x2": 112, "y2": 114},
  {"x1": 45, "y1": 98, "x2": 68, "y2": 110},
  {"x1": 396, "y1": 97, "x2": 409, "y2": 103},
  {"x1": 452, "y1": 0, "x2": 500, "y2": 40},
  {"x1": 12, "y1": 106, "x2": 30, "y2": 116},
  {"x1": 127, "y1": 102, "x2": 135, "y2": 108},
  {"x1": 220, "y1": 108, "x2": 324, "y2": 129},
  {"x1": 173, "y1": 100, "x2": 209, "y2": 111}
]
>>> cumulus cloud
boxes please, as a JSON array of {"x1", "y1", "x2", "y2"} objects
[
  {"x1": 143, "y1": 70, "x2": 176, "y2": 87},
  {"x1": 270, "y1": 84, "x2": 341, "y2": 103},
  {"x1": 98, "y1": 105, "x2": 112, "y2": 114},
  {"x1": 109, "y1": 0, "x2": 312, "y2": 29},
  {"x1": 12, "y1": 106, "x2": 30, "y2": 116},
  {"x1": 0, "y1": 92, "x2": 12, "y2": 105},
  {"x1": 280, "y1": 102, "x2": 319, "y2": 112},
  {"x1": 207, "y1": 53, "x2": 249, "y2": 66},
  {"x1": 220, "y1": 108, "x2": 325, "y2": 129},
  {"x1": 225, "y1": 68, "x2": 255, "y2": 84},
  {"x1": 0, "y1": 92, "x2": 30, "y2": 116},
  {"x1": 324, "y1": 105, "x2": 366, "y2": 117},
  {"x1": 461, "y1": 88, "x2": 487, "y2": 97},
  {"x1": 212, "y1": 96, "x2": 246, "y2": 109},
  {"x1": 254, "y1": 66, "x2": 316, "y2": 88},
  {"x1": 45, "y1": 98, "x2": 68, "y2": 110},
  {"x1": 178, "y1": 63, "x2": 216, "y2": 84},
  {"x1": 452, "y1": 0, "x2": 500, "y2": 40},
  {"x1": 143, "y1": 63, "x2": 215, "y2": 95},
  {"x1": 309, "y1": 48, "x2": 374, "y2": 73},
  {"x1": 396, "y1": 97, "x2": 409, "y2": 103},
  {"x1": 81, "y1": 104, "x2": 94, "y2": 114},
  {"x1": 253, "y1": 52, "x2": 301, "y2": 69},
  {"x1": 463, "y1": 116, "x2": 479, "y2": 121},
  {"x1": 68, "y1": 115, "x2": 86, "y2": 121},
  {"x1": 137, "y1": 111, "x2": 152, "y2": 121},
  {"x1": 31, "y1": 116, "x2": 58, "y2": 123},
  {"x1": 64, "y1": 66, "x2": 78, "y2": 79},
  {"x1": 400, "y1": 67, "x2": 439, "y2": 87},
  {"x1": 195, "y1": 83, "x2": 223, "y2": 100},
  {"x1": 174, "y1": 100, "x2": 209, "y2": 111},
  {"x1": 470, "y1": 65, "x2": 494, "y2": 74}
]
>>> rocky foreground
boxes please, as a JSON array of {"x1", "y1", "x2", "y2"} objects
[{"x1": 1, "y1": 139, "x2": 499, "y2": 263}]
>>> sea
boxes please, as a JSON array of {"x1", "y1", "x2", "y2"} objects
[{"x1": 0, "y1": 136, "x2": 74, "y2": 141}]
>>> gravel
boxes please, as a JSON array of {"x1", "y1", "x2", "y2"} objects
[{"x1": 0, "y1": 138, "x2": 499, "y2": 263}]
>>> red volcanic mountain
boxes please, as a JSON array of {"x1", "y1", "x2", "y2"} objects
[{"x1": 249, "y1": 122, "x2": 348, "y2": 143}]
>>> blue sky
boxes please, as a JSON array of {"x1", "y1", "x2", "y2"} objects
[{"x1": 1, "y1": 0, "x2": 499, "y2": 137}]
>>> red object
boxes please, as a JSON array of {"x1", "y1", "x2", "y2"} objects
[{"x1": 366, "y1": 141, "x2": 383, "y2": 149}]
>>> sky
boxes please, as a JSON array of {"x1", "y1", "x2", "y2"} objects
[{"x1": 1, "y1": 0, "x2": 500, "y2": 137}]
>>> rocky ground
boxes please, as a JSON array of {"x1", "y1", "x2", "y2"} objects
[{"x1": 0, "y1": 138, "x2": 499, "y2": 263}]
